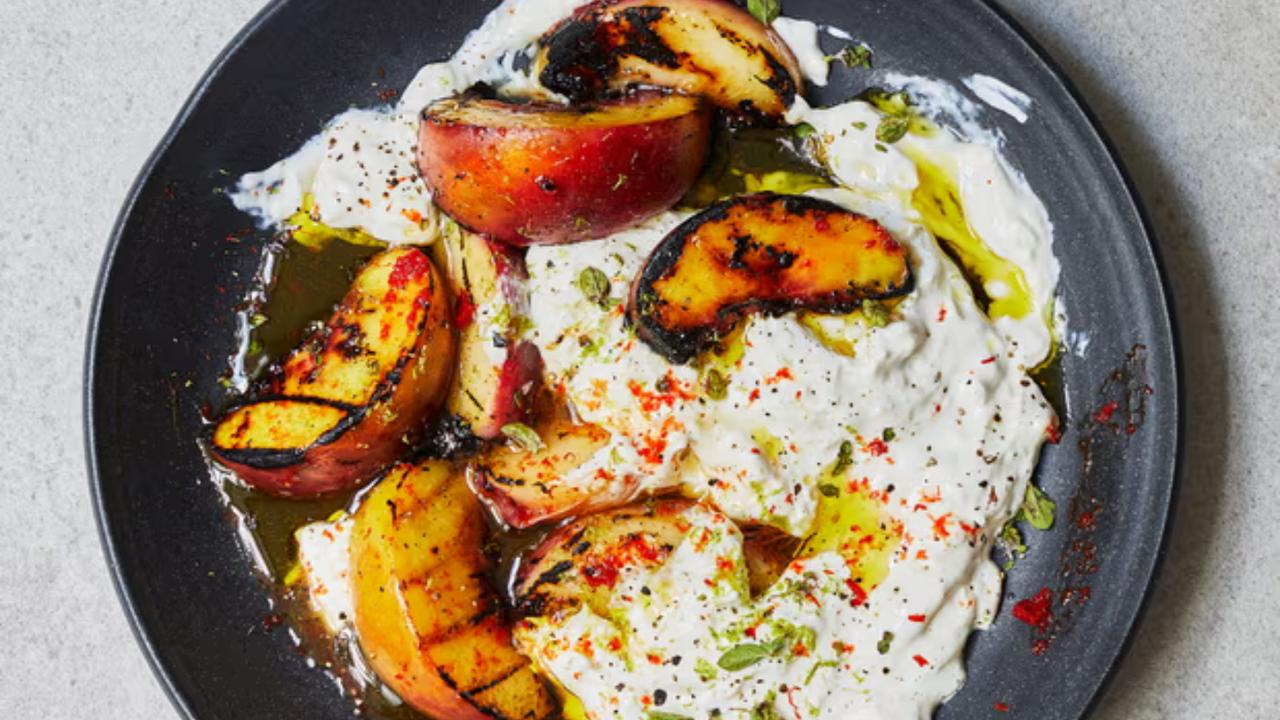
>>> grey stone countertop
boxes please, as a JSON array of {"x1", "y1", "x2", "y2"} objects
[{"x1": 1, "y1": 0, "x2": 1276, "y2": 717}]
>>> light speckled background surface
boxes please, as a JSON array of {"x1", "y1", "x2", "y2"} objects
[{"x1": 1, "y1": 0, "x2": 1276, "y2": 717}]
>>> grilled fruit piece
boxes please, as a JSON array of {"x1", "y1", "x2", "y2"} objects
[
  {"x1": 535, "y1": 0, "x2": 803, "y2": 122},
  {"x1": 210, "y1": 248, "x2": 454, "y2": 496},
  {"x1": 418, "y1": 90, "x2": 710, "y2": 246},
  {"x1": 350, "y1": 461, "x2": 556, "y2": 720},
  {"x1": 514, "y1": 499, "x2": 798, "y2": 617},
  {"x1": 469, "y1": 393, "x2": 615, "y2": 529},
  {"x1": 437, "y1": 224, "x2": 543, "y2": 440},
  {"x1": 630, "y1": 193, "x2": 913, "y2": 363},
  {"x1": 513, "y1": 499, "x2": 692, "y2": 617}
]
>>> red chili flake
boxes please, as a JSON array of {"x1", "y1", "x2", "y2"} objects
[
  {"x1": 749, "y1": 388, "x2": 761, "y2": 402},
  {"x1": 607, "y1": 637, "x2": 623, "y2": 652},
  {"x1": 1045, "y1": 421, "x2": 1062, "y2": 444},
  {"x1": 404, "y1": 288, "x2": 432, "y2": 329},
  {"x1": 454, "y1": 292, "x2": 476, "y2": 329},
  {"x1": 912, "y1": 655, "x2": 929, "y2": 667},
  {"x1": 765, "y1": 367, "x2": 794, "y2": 384},
  {"x1": 581, "y1": 563, "x2": 619, "y2": 588},
  {"x1": 908, "y1": 614, "x2": 926, "y2": 623},
  {"x1": 937, "y1": 307, "x2": 947, "y2": 322},
  {"x1": 1031, "y1": 638, "x2": 1051, "y2": 656},
  {"x1": 981, "y1": 356, "x2": 997, "y2": 365},
  {"x1": 845, "y1": 579, "x2": 868, "y2": 607},
  {"x1": 1093, "y1": 401, "x2": 1119, "y2": 424},
  {"x1": 646, "y1": 654, "x2": 663, "y2": 665},
  {"x1": 930, "y1": 513, "x2": 952, "y2": 539},
  {"x1": 1012, "y1": 588, "x2": 1054, "y2": 631},
  {"x1": 1077, "y1": 508, "x2": 1097, "y2": 531},
  {"x1": 388, "y1": 250, "x2": 430, "y2": 289},
  {"x1": 866, "y1": 439, "x2": 889, "y2": 457},
  {"x1": 378, "y1": 88, "x2": 399, "y2": 101},
  {"x1": 994, "y1": 702, "x2": 1010, "y2": 712},
  {"x1": 814, "y1": 217, "x2": 830, "y2": 232},
  {"x1": 627, "y1": 373, "x2": 697, "y2": 413},
  {"x1": 744, "y1": 626, "x2": 758, "y2": 639},
  {"x1": 262, "y1": 613, "x2": 284, "y2": 631}
]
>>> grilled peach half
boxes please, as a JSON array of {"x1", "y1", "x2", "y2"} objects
[
  {"x1": 350, "y1": 460, "x2": 556, "y2": 720},
  {"x1": 437, "y1": 224, "x2": 543, "y2": 440},
  {"x1": 469, "y1": 392, "x2": 615, "y2": 529},
  {"x1": 630, "y1": 193, "x2": 913, "y2": 363},
  {"x1": 513, "y1": 499, "x2": 798, "y2": 618},
  {"x1": 535, "y1": 0, "x2": 803, "y2": 122},
  {"x1": 418, "y1": 90, "x2": 710, "y2": 246},
  {"x1": 210, "y1": 248, "x2": 454, "y2": 497}
]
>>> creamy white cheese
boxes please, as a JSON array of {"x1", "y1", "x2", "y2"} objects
[
  {"x1": 773, "y1": 18, "x2": 829, "y2": 87},
  {"x1": 963, "y1": 74, "x2": 1032, "y2": 124},
  {"x1": 295, "y1": 514, "x2": 356, "y2": 634}
]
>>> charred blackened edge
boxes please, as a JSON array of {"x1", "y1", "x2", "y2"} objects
[
  {"x1": 207, "y1": 395, "x2": 366, "y2": 470},
  {"x1": 630, "y1": 193, "x2": 915, "y2": 364},
  {"x1": 539, "y1": 4, "x2": 679, "y2": 101}
]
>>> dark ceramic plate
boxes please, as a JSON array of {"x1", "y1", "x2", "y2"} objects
[{"x1": 86, "y1": 1, "x2": 1181, "y2": 719}]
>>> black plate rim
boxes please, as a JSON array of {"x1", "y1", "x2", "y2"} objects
[
  {"x1": 84, "y1": 2, "x2": 1185, "y2": 719},
  {"x1": 966, "y1": 2, "x2": 1185, "y2": 717}
]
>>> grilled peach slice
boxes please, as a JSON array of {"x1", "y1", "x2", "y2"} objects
[
  {"x1": 513, "y1": 499, "x2": 798, "y2": 617},
  {"x1": 437, "y1": 224, "x2": 543, "y2": 440},
  {"x1": 535, "y1": 0, "x2": 803, "y2": 122},
  {"x1": 210, "y1": 248, "x2": 454, "y2": 497},
  {"x1": 513, "y1": 499, "x2": 692, "y2": 617},
  {"x1": 630, "y1": 193, "x2": 913, "y2": 363},
  {"x1": 418, "y1": 90, "x2": 710, "y2": 245},
  {"x1": 469, "y1": 392, "x2": 615, "y2": 529},
  {"x1": 350, "y1": 460, "x2": 556, "y2": 720}
]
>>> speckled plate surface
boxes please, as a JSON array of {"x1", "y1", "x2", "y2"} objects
[{"x1": 86, "y1": 1, "x2": 1181, "y2": 718}]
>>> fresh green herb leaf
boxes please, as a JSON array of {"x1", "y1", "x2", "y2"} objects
[
  {"x1": 746, "y1": 0, "x2": 781, "y2": 25},
  {"x1": 717, "y1": 643, "x2": 771, "y2": 671},
  {"x1": 794, "y1": 122, "x2": 817, "y2": 140},
  {"x1": 648, "y1": 713, "x2": 693, "y2": 720},
  {"x1": 876, "y1": 115, "x2": 910, "y2": 144},
  {"x1": 862, "y1": 300, "x2": 889, "y2": 328},
  {"x1": 695, "y1": 657, "x2": 719, "y2": 681},
  {"x1": 837, "y1": 44, "x2": 873, "y2": 69},
  {"x1": 613, "y1": 174, "x2": 628, "y2": 190},
  {"x1": 882, "y1": 428, "x2": 896, "y2": 442},
  {"x1": 249, "y1": 313, "x2": 268, "y2": 327},
  {"x1": 832, "y1": 440, "x2": 854, "y2": 476},
  {"x1": 704, "y1": 369, "x2": 729, "y2": 401},
  {"x1": 999, "y1": 521, "x2": 1027, "y2": 569},
  {"x1": 1018, "y1": 485, "x2": 1056, "y2": 530},
  {"x1": 751, "y1": 695, "x2": 781, "y2": 720},
  {"x1": 804, "y1": 660, "x2": 841, "y2": 684},
  {"x1": 577, "y1": 266, "x2": 611, "y2": 307},
  {"x1": 860, "y1": 88, "x2": 913, "y2": 117},
  {"x1": 760, "y1": 635, "x2": 789, "y2": 655},
  {"x1": 819, "y1": 483, "x2": 841, "y2": 498},
  {"x1": 851, "y1": 121, "x2": 867, "y2": 130},
  {"x1": 876, "y1": 631, "x2": 895, "y2": 655},
  {"x1": 501, "y1": 423, "x2": 545, "y2": 453}
]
